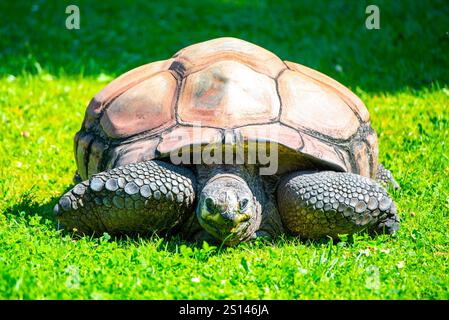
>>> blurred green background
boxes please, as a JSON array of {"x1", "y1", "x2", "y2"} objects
[
  {"x1": 0, "y1": 0, "x2": 448, "y2": 299},
  {"x1": 1, "y1": 0, "x2": 448, "y2": 90}
]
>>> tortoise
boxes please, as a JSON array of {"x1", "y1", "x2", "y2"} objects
[{"x1": 54, "y1": 37, "x2": 400, "y2": 246}]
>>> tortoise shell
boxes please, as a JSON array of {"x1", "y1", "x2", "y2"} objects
[{"x1": 75, "y1": 37, "x2": 378, "y2": 181}]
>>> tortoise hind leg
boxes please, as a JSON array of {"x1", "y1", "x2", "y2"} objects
[
  {"x1": 54, "y1": 160, "x2": 196, "y2": 236},
  {"x1": 376, "y1": 164, "x2": 400, "y2": 190},
  {"x1": 277, "y1": 171, "x2": 399, "y2": 240}
]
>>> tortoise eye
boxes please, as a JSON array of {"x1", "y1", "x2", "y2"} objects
[
  {"x1": 205, "y1": 197, "x2": 215, "y2": 211},
  {"x1": 240, "y1": 198, "x2": 249, "y2": 211}
]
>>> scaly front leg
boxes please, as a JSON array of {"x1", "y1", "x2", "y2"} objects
[
  {"x1": 277, "y1": 171, "x2": 399, "y2": 239},
  {"x1": 54, "y1": 160, "x2": 196, "y2": 236}
]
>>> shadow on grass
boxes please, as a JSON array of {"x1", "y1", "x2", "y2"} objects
[
  {"x1": 3, "y1": 186, "x2": 231, "y2": 257},
  {"x1": 5, "y1": 187, "x2": 61, "y2": 226},
  {"x1": 4, "y1": 185, "x2": 393, "y2": 259},
  {"x1": 1, "y1": 0, "x2": 448, "y2": 92}
]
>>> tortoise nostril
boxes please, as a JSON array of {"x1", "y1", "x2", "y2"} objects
[
  {"x1": 205, "y1": 197, "x2": 215, "y2": 211},
  {"x1": 239, "y1": 198, "x2": 249, "y2": 211}
]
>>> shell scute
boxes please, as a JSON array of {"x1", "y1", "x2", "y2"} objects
[
  {"x1": 100, "y1": 71, "x2": 177, "y2": 139},
  {"x1": 235, "y1": 123, "x2": 303, "y2": 151},
  {"x1": 285, "y1": 61, "x2": 370, "y2": 123},
  {"x1": 157, "y1": 126, "x2": 223, "y2": 156},
  {"x1": 173, "y1": 37, "x2": 286, "y2": 78},
  {"x1": 178, "y1": 60, "x2": 280, "y2": 128},
  {"x1": 83, "y1": 59, "x2": 173, "y2": 130},
  {"x1": 278, "y1": 69, "x2": 359, "y2": 140}
]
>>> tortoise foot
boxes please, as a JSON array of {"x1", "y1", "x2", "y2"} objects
[
  {"x1": 54, "y1": 160, "x2": 196, "y2": 236},
  {"x1": 277, "y1": 171, "x2": 399, "y2": 240}
]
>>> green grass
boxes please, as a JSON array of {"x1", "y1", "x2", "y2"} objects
[{"x1": 0, "y1": 0, "x2": 448, "y2": 299}]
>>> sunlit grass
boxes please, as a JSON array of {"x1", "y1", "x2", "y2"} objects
[
  {"x1": 1, "y1": 75, "x2": 448, "y2": 299},
  {"x1": 1, "y1": 0, "x2": 448, "y2": 299}
]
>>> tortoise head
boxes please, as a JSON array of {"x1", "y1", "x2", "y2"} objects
[{"x1": 196, "y1": 173, "x2": 260, "y2": 246}]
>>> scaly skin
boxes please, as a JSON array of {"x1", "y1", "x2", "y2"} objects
[
  {"x1": 376, "y1": 163, "x2": 400, "y2": 189},
  {"x1": 54, "y1": 160, "x2": 196, "y2": 236},
  {"x1": 55, "y1": 162, "x2": 399, "y2": 244},
  {"x1": 277, "y1": 170, "x2": 399, "y2": 239}
]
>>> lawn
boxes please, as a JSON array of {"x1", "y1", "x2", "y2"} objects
[{"x1": 0, "y1": 0, "x2": 448, "y2": 299}]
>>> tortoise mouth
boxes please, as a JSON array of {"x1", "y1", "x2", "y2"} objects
[
  {"x1": 197, "y1": 212, "x2": 253, "y2": 245},
  {"x1": 196, "y1": 195, "x2": 255, "y2": 245},
  {"x1": 200, "y1": 206, "x2": 252, "y2": 225}
]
